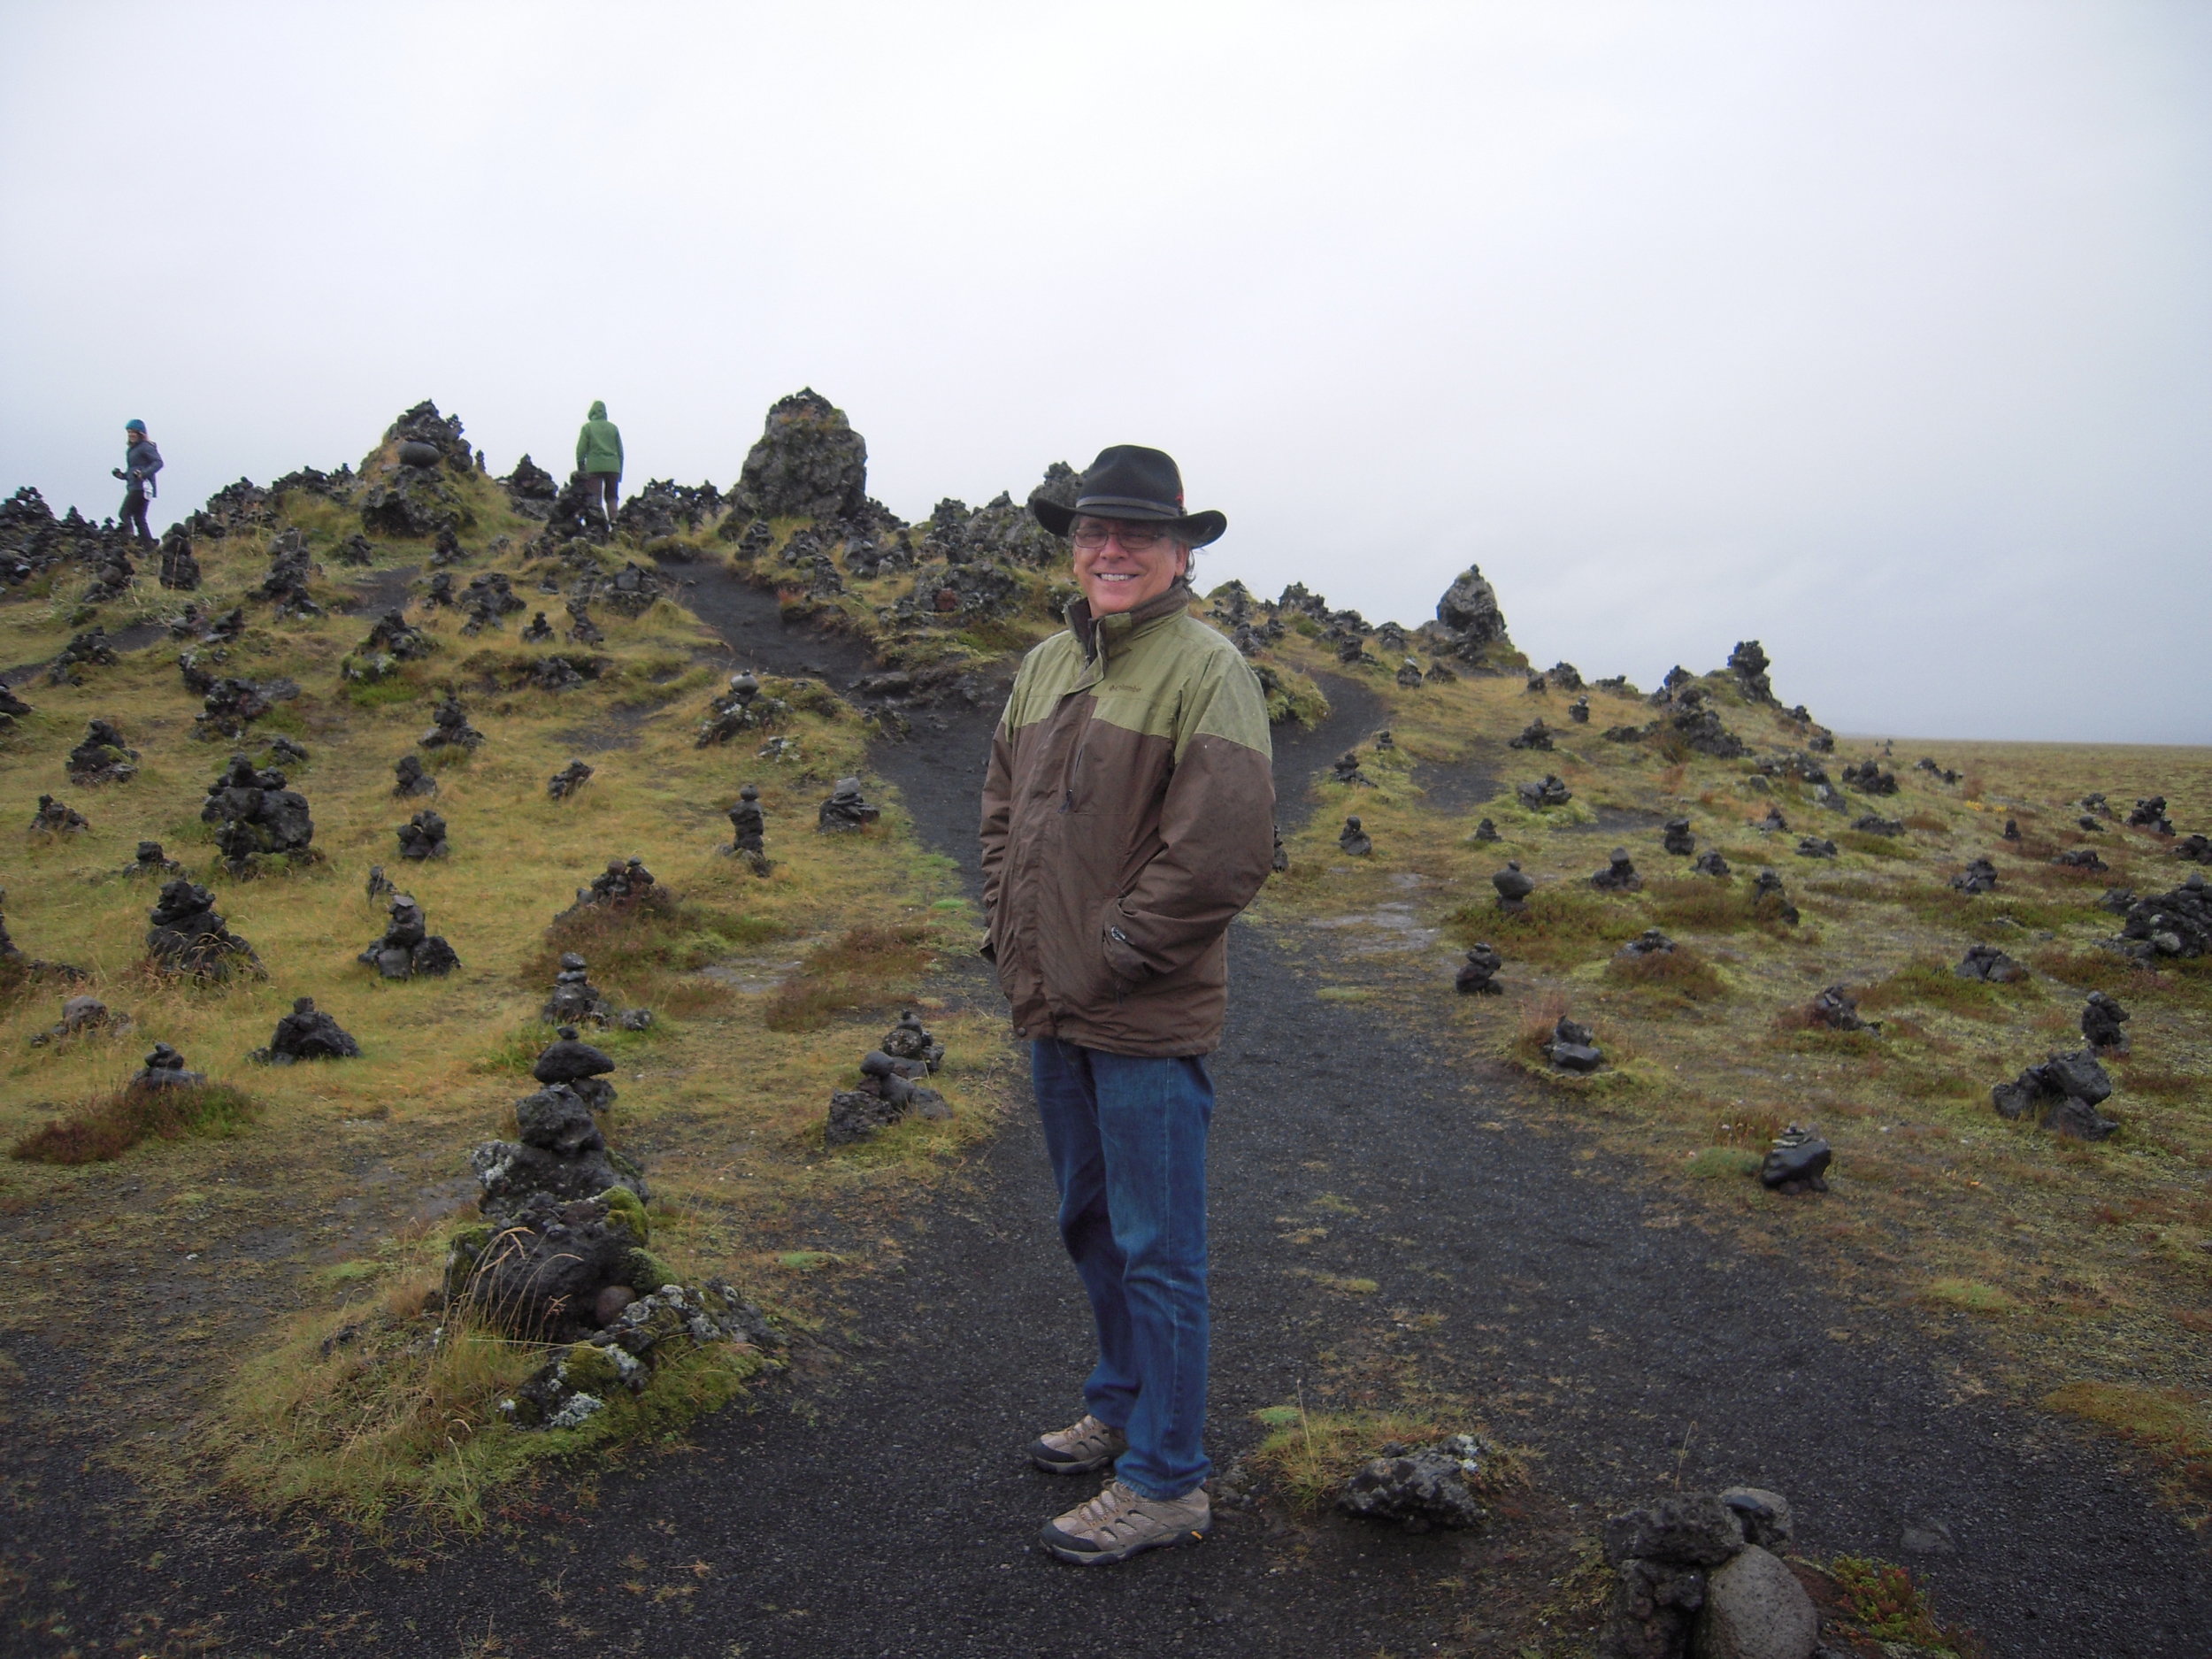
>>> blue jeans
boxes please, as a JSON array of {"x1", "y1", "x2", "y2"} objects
[{"x1": 1031, "y1": 1039, "x2": 1213, "y2": 1500}]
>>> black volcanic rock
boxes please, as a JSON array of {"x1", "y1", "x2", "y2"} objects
[{"x1": 733, "y1": 388, "x2": 868, "y2": 522}]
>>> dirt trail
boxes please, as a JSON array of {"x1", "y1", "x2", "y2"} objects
[{"x1": 9, "y1": 576, "x2": 2208, "y2": 1656}]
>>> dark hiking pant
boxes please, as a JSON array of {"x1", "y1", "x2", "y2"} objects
[
  {"x1": 584, "y1": 472, "x2": 619, "y2": 525},
  {"x1": 120, "y1": 490, "x2": 152, "y2": 544}
]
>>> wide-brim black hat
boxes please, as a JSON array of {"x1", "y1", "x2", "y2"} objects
[{"x1": 1030, "y1": 444, "x2": 1227, "y2": 547}]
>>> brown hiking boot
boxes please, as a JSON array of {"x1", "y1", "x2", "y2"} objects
[
  {"x1": 1028, "y1": 1413, "x2": 1127, "y2": 1476},
  {"x1": 1041, "y1": 1479, "x2": 1211, "y2": 1565}
]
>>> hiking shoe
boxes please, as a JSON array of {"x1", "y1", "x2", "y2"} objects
[
  {"x1": 1028, "y1": 1413, "x2": 1127, "y2": 1476},
  {"x1": 1041, "y1": 1479, "x2": 1211, "y2": 1565}
]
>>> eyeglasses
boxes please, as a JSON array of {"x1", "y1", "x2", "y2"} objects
[{"x1": 1071, "y1": 522, "x2": 1172, "y2": 552}]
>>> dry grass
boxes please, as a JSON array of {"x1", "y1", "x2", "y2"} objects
[
  {"x1": 11, "y1": 1079, "x2": 258, "y2": 1164},
  {"x1": 763, "y1": 923, "x2": 934, "y2": 1032},
  {"x1": 1602, "y1": 942, "x2": 1726, "y2": 1002}
]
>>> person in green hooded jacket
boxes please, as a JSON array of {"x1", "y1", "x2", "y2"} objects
[{"x1": 575, "y1": 401, "x2": 623, "y2": 528}]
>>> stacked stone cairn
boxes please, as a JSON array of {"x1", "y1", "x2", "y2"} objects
[
  {"x1": 1338, "y1": 816, "x2": 1372, "y2": 856},
  {"x1": 1472, "y1": 818, "x2": 1500, "y2": 841},
  {"x1": 2117, "y1": 872, "x2": 2212, "y2": 962},
  {"x1": 1693, "y1": 849, "x2": 1732, "y2": 879},
  {"x1": 826, "y1": 1012, "x2": 951, "y2": 1146},
  {"x1": 419, "y1": 691, "x2": 484, "y2": 751},
  {"x1": 393, "y1": 753, "x2": 437, "y2": 797},
  {"x1": 2082, "y1": 991, "x2": 2130, "y2": 1052},
  {"x1": 1808, "y1": 985, "x2": 1870, "y2": 1032},
  {"x1": 544, "y1": 953, "x2": 611, "y2": 1025},
  {"x1": 1950, "y1": 857, "x2": 1999, "y2": 895},
  {"x1": 537, "y1": 1025, "x2": 618, "y2": 1111},
  {"x1": 201, "y1": 752, "x2": 315, "y2": 872},
  {"x1": 1547, "y1": 1016, "x2": 1603, "y2": 1073},
  {"x1": 1993, "y1": 1049, "x2": 2118, "y2": 1140},
  {"x1": 1331, "y1": 750, "x2": 1371, "y2": 786},
  {"x1": 818, "y1": 777, "x2": 880, "y2": 831},
  {"x1": 130, "y1": 1042, "x2": 206, "y2": 1090},
  {"x1": 547, "y1": 758, "x2": 593, "y2": 800},
  {"x1": 396, "y1": 808, "x2": 449, "y2": 860},
  {"x1": 249, "y1": 996, "x2": 361, "y2": 1064},
  {"x1": 1492, "y1": 862, "x2": 1535, "y2": 912},
  {"x1": 1509, "y1": 718, "x2": 1554, "y2": 751},
  {"x1": 127, "y1": 841, "x2": 180, "y2": 876},
  {"x1": 146, "y1": 878, "x2": 259, "y2": 979},
  {"x1": 521, "y1": 611, "x2": 554, "y2": 643},
  {"x1": 726, "y1": 783, "x2": 769, "y2": 872},
  {"x1": 358, "y1": 893, "x2": 460, "y2": 979},
  {"x1": 1761, "y1": 1125, "x2": 1832, "y2": 1194},
  {"x1": 66, "y1": 719, "x2": 138, "y2": 784},
  {"x1": 1662, "y1": 818, "x2": 1695, "y2": 856},
  {"x1": 1455, "y1": 943, "x2": 1503, "y2": 995},
  {"x1": 1591, "y1": 848, "x2": 1641, "y2": 892},
  {"x1": 1517, "y1": 774, "x2": 1571, "y2": 808},
  {"x1": 568, "y1": 857, "x2": 656, "y2": 913},
  {"x1": 1955, "y1": 943, "x2": 2027, "y2": 983},
  {"x1": 1600, "y1": 1487, "x2": 1816, "y2": 1659},
  {"x1": 30, "y1": 795, "x2": 88, "y2": 834},
  {"x1": 1751, "y1": 869, "x2": 1798, "y2": 925}
]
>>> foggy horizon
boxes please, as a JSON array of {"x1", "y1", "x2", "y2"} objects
[{"x1": 4, "y1": 2, "x2": 2207, "y2": 744}]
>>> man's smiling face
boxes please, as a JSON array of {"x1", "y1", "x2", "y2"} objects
[{"x1": 1071, "y1": 516, "x2": 1190, "y2": 616}]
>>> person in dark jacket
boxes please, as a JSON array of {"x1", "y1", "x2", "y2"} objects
[
  {"x1": 980, "y1": 445, "x2": 1273, "y2": 1566},
  {"x1": 575, "y1": 401, "x2": 623, "y2": 528},
  {"x1": 112, "y1": 419, "x2": 162, "y2": 545}
]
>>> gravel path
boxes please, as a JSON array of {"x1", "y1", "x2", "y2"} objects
[{"x1": 7, "y1": 573, "x2": 2207, "y2": 1656}]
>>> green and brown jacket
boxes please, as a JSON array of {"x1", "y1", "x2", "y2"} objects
[{"x1": 979, "y1": 581, "x2": 1275, "y2": 1056}]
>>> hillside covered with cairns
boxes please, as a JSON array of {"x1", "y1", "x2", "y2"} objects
[{"x1": 1, "y1": 390, "x2": 2208, "y2": 1657}]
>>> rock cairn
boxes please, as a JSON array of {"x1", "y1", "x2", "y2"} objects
[
  {"x1": 818, "y1": 778, "x2": 880, "y2": 832},
  {"x1": 358, "y1": 893, "x2": 460, "y2": 979},
  {"x1": 1809, "y1": 985, "x2": 1870, "y2": 1031},
  {"x1": 521, "y1": 611, "x2": 554, "y2": 643},
  {"x1": 1455, "y1": 944, "x2": 1502, "y2": 995},
  {"x1": 1338, "y1": 816, "x2": 1372, "y2": 856},
  {"x1": 1600, "y1": 1488, "x2": 1815, "y2": 1659},
  {"x1": 396, "y1": 808, "x2": 449, "y2": 860},
  {"x1": 1852, "y1": 813, "x2": 1902, "y2": 836},
  {"x1": 1794, "y1": 835, "x2": 1837, "y2": 859},
  {"x1": 127, "y1": 841, "x2": 180, "y2": 876},
  {"x1": 565, "y1": 597, "x2": 603, "y2": 644},
  {"x1": 469, "y1": 1084, "x2": 648, "y2": 1220},
  {"x1": 547, "y1": 758, "x2": 593, "y2": 800},
  {"x1": 1993, "y1": 1050, "x2": 2117, "y2": 1140},
  {"x1": 1335, "y1": 1434, "x2": 1486, "y2": 1532},
  {"x1": 393, "y1": 753, "x2": 437, "y2": 797},
  {"x1": 1761, "y1": 1125, "x2": 1832, "y2": 1193},
  {"x1": 2082, "y1": 991, "x2": 2130, "y2": 1052},
  {"x1": 1567, "y1": 695, "x2": 1590, "y2": 724},
  {"x1": 1509, "y1": 719, "x2": 1554, "y2": 751},
  {"x1": 1426, "y1": 565, "x2": 1513, "y2": 664},
  {"x1": 826, "y1": 1047, "x2": 952, "y2": 1147},
  {"x1": 1662, "y1": 818, "x2": 1694, "y2": 856},
  {"x1": 535, "y1": 1026, "x2": 618, "y2": 1111},
  {"x1": 66, "y1": 719, "x2": 138, "y2": 785},
  {"x1": 567, "y1": 857, "x2": 656, "y2": 914},
  {"x1": 365, "y1": 864, "x2": 394, "y2": 901},
  {"x1": 356, "y1": 608, "x2": 434, "y2": 671},
  {"x1": 458, "y1": 572, "x2": 526, "y2": 634},
  {"x1": 1492, "y1": 862, "x2": 1534, "y2": 912},
  {"x1": 544, "y1": 953, "x2": 611, "y2": 1025},
  {"x1": 1331, "y1": 750, "x2": 1371, "y2": 786},
  {"x1": 1517, "y1": 774, "x2": 1571, "y2": 809},
  {"x1": 696, "y1": 671, "x2": 788, "y2": 746},
  {"x1": 1950, "y1": 856, "x2": 1998, "y2": 895},
  {"x1": 30, "y1": 794, "x2": 88, "y2": 834},
  {"x1": 48, "y1": 627, "x2": 119, "y2": 685},
  {"x1": 130, "y1": 1042, "x2": 206, "y2": 1090},
  {"x1": 146, "y1": 879, "x2": 258, "y2": 979},
  {"x1": 726, "y1": 783, "x2": 769, "y2": 872},
  {"x1": 201, "y1": 752, "x2": 315, "y2": 871},
  {"x1": 419, "y1": 691, "x2": 484, "y2": 750},
  {"x1": 250, "y1": 996, "x2": 361, "y2": 1064},
  {"x1": 1547, "y1": 1016, "x2": 1603, "y2": 1073},
  {"x1": 881, "y1": 1009, "x2": 946, "y2": 1071},
  {"x1": 1472, "y1": 818, "x2": 1499, "y2": 842},
  {"x1": 2117, "y1": 872, "x2": 2212, "y2": 961},
  {"x1": 1751, "y1": 869, "x2": 1798, "y2": 924},
  {"x1": 1616, "y1": 928, "x2": 1674, "y2": 960},
  {"x1": 257, "y1": 527, "x2": 321, "y2": 618},
  {"x1": 1693, "y1": 849, "x2": 1732, "y2": 879},
  {"x1": 1591, "y1": 848, "x2": 1641, "y2": 892},
  {"x1": 1954, "y1": 943, "x2": 2026, "y2": 983},
  {"x1": 157, "y1": 525, "x2": 202, "y2": 589}
]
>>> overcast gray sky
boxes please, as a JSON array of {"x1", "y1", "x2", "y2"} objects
[{"x1": 4, "y1": 2, "x2": 2206, "y2": 742}]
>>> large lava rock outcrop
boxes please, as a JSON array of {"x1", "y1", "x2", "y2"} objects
[{"x1": 731, "y1": 388, "x2": 868, "y2": 522}]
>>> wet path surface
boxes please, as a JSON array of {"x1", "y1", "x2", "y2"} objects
[{"x1": 9, "y1": 577, "x2": 2208, "y2": 1656}]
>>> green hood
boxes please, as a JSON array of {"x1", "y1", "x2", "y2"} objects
[
  {"x1": 577, "y1": 404, "x2": 623, "y2": 473},
  {"x1": 588, "y1": 401, "x2": 607, "y2": 419}
]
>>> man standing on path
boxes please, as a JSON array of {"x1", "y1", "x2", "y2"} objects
[
  {"x1": 575, "y1": 400, "x2": 623, "y2": 529},
  {"x1": 979, "y1": 445, "x2": 1275, "y2": 1565},
  {"x1": 111, "y1": 419, "x2": 162, "y2": 546}
]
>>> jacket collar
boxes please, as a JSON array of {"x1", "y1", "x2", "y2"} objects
[{"x1": 1067, "y1": 581, "x2": 1194, "y2": 663}]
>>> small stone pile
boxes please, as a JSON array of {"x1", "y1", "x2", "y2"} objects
[
  {"x1": 521, "y1": 611, "x2": 554, "y2": 643},
  {"x1": 2053, "y1": 846, "x2": 2107, "y2": 872},
  {"x1": 1493, "y1": 862, "x2": 1535, "y2": 911},
  {"x1": 567, "y1": 858, "x2": 657, "y2": 914},
  {"x1": 1955, "y1": 943, "x2": 2027, "y2": 983},
  {"x1": 65, "y1": 719, "x2": 138, "y2": 785},
  {"x1": 534, "y1": 1026, "x2": 618, "y2": 1111},
  {"x1": 257, "y1": 528, "x2": 321, "y2": 618},
  {"x1": 1852, "y1": 813, "x2": 1902, "y2": 836},
  {"x1": 2173, "y1": 834, "x2": 2212, "y2": 864},
  {"x1": 1839, "y1": 758, "x2": 1896, "y2": 795},
  {"x1": 2128, "y1": 795, "x2": 2172, "y2": 833},
  {"x1": 130, "y1": 1042, "x2": 206, "y2": 1090},
  {"x1": 1508, "y1": 719, "x2": 1554, "y2": 751},
  {"x1": 1761, "y1": 1125, "x2": 1832, "y2": 1193},
  {"x1": 1662, "y1": 818, "x2": 1694, "y2": 856},
  {"x1": 201, "y1": 752, "x2": 315, "y2": 871},
  {"x1": 565, "y1": 597, "x2": 603, "y2": 644},
  {"x1": 1616, "y1": 927, "x2": 1674, "y2": 960},
  {"x1": 47, "y1": 628, "x2": 118, "y2": 686},
  {"x1": 1568, "y1": 695, "x2": 1590, "y2": 724},
  {"x1": 458, "y1": 572, "x2": 526, "y2": 634},
  {"x1": 1335, "y1": 1434, "x2": 1486, "y2": 1532},
  {"x1": 2117, "y1": 872, "x2": 2212, "y2": 960},
  {"x1": 696, "y1": 671, "x2": 789, "y2": 746},
  {"x1": 1693, "y1": 849, "x2": 1732, "y2": 879},
  {"x1": 396, "y1": 809, "x2": 449, "y2": 860},
  {"x1": 726, "y1": 784, "x2": 769, "y2": 872},
  {"x1": 1471, "y1": 818, "x2": 1499, "y2": 842},
  {"x1": 1794, "y1": 835, "x2": 1838, "y2": 859},
  {"x1": 825, "y1": 1042, "x2": 953, "y2": 1147},
  {"x1": 30, "y1": 794, "x2": 89, "y2": 834},
  {"x1": 157, "y1": 525, "x2": 202, "y2": 589},
  {"x1": 1993, "y1": 1049, "x2": 2117, "y2": 1141},
  {"x1": 393, "y1": 754, "x2": 437, "y2": 796},
  {"x1": 1668, "y1": 695, "x2": 1747, "y2": 759},
  {"x1": 250, "y1": 996, "x2": 361, "y2": 1064},
  {"x1": 470, "y1": 1083, "x2": 649, "y2": 1219},
  {"x1": 1751, "y1": 869, "x2": 1798, "y2": 925},
  {"x1": 1725, "y1": 639, "x2": 1777, "y2": 703},
  {"x1": 127, "y1": 841, "x2": 180, "y2": 876},
  {"x1": 1455, "y1": 943, "x2": 1503, "y2": 995},
  {"x1": 1547, "y1": 1016, "x2": 1603, "y2": 1073},
  {"x1": 818, "y1": 778, "x2": 881, "y2": 832},
  {"x1": 419, "y1": 691, "x2": 484, "y2": 750},
  {"x1": 357, "y1": 892, "x2": 461, "y2": 979},
  {"x1": 1950, "y1": 857, "x2": 1998, "y2": 895},
  {"x1": 1590, "y1": 848, "x2": 1641, "y2": 892},
  {"x1": 1331, "y1": 750, "x2": 1370, "y2": 786},
  {"x1": 548, "y1": 758, "x2": 593, "y2": 800},
  {"x1": 1755, "y1": 804, "x2": 1787, "y2": 833},
  {"x1": 1600, "y1": 1488, "x2": 1814, "y2": 1659},
  {"x1": 2083, "y1": 991, "x2": 2130, "y2": 1052},
  {"x1": 1517, "y1": 774, "x2": 1571, "y2": 809},
  {"x1": 1338, "y1": 816, "x2": 1372, "y2": 856},
  {"x1": 1425, "y1": 565, "x2": 1513, "y2": 664},
  {"x1": 544, "y1": 953, "x2": 611, "y2": 1025},
  {"x1": 356, "y1": 608, "x2": 434, "y2": 667},
  {"x1": 146, "y1": 878, "x2": 258, "y2": 978},
  {"x1": 1809, "y1": 985, "x2": 1869, "y2": 1030},
  {"x1": 881, "y1": 1009, "x2": 947, "y2": 1072}
]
